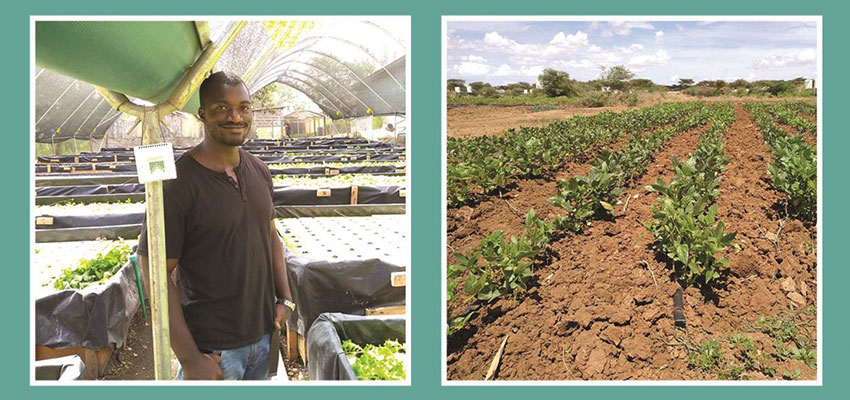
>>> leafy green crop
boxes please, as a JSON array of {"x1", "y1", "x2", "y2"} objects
[
  {"x1": 53, "y1": 240, "x2": 132, "y2": 290},
  {"x1": 447, "y1": 102, "x2": 705, "y2": 207},
  {"x1": 448, "y1": 208, "x2": 550, "y2": 323},
  {"x1": 746, "y1": 102, "x2": 817, "y2": 223},
  {"x1": 766, "y1": 102, "x2": 816, "y2": 135},
  {"x1": 548, "y1": 102, "x2": 716, "y2": 233},
  {"x1": 342, "y1": 339, "x2": 406, "y2": 380},
  {"x1": 645, "y1": 103, "x2": 738, "y2": 286}
]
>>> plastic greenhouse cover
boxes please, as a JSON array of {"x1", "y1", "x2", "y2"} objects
[
  {"x1": 35, "y1": 261, "x2": 140, "y2": 349},
  {"x1": 306, "y1": 313, "x2": 405, "y2": 380}
]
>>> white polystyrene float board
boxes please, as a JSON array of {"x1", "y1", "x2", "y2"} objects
[{"x1": 275, "y1": 215, "x2": 408, "y2": 266}]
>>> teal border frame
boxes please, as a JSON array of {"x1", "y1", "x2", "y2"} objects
[{"x1": 4, "y1": 1, "x2": 847, "y2": 399}]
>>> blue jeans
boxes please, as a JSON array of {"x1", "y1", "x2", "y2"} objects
[{"x1": 178, "y1": 333, "x2": 271, "y2": 380}]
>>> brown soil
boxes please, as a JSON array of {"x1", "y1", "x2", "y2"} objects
[
  {"x1": 99, "y1": 306, "x2": 308, "y2": 381},
  {"x1": 446, "y1": 103, "x2": 818, "y2": 381},
  {"x1": 447, "y1": 95, "x2": 815, "y2": 139}
]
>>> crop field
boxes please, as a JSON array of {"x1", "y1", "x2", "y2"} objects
[{"x1": 446, "y1": 101, "x2": 818, "y2": 381}]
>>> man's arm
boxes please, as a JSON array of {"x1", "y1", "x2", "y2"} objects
[
  {"x1": 138, "y1": 255, "x2": 222, "y2": 380},
  {"x1": 270, "y1": 219, "x2": 293, "y2": 329}
]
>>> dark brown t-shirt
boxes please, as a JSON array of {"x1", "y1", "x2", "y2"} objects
[{"x1": 138, "y1": 148, "x2": 276, "y2": 351}]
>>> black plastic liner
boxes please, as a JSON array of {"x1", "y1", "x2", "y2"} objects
[
  {"x1": 306, "y1": 313, "x2": 405, "y2": 380},
  {"x1": 36, "y1": 261, "x2": 141, "y2": 349},
  {"x1": 35, "y1": 224, "x2": 142, "y2": 243},
  {"x1": 35, "y1": 163, "x2": 138, "y2": 174},
  {"x1": 35, "y1": 186, "x2": 403, "y2": 206},
  {"x1": 34, "y1": 355, "x2": 86, "y2": 381},
  {"x1": 35, "y1": 193, "x2": 145, "y2": 206},
  {"x1": 36, "y1": 174, "x2": 139, "y2": 187},
  {"x1": 35, "y1": 155, "x2": 405, "y2": 173},
  {"x1": 284, "y1": 250, "x2": 405, "y2": 337},
  {"x1": 37, "y1": 184, "x2": 145, "y2": 197},
  {"x1": 35, "y1": 212, "x2": 145, "y2": 229},
  {"x1": 273, "y1": 186, "x2": 405, "y2": 206}
]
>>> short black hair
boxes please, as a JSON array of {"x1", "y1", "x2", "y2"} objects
[{"x1": 199, "y1": 71, "x2": 249, "y2": 108}]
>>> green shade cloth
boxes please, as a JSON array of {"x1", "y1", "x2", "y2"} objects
[{"x1": 35, "y1": 21, "x2": 204, "y2": 111}]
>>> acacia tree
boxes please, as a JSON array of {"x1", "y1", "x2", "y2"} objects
[
  {"x1": 447, "y1": 79, "x2": 467, "y2": 94},
  {"x1": 469, "y1": 81, "x2": 497, "y2": 97},
  {"x1": 538, "y1": 69, "x2": 577, "y2": 97},
  {"x1": 600, "y1": 65, "x2": 635, "y2": 92},
  {"x1": 678, "y1": 78, "x2": 695, "y2": 88}
]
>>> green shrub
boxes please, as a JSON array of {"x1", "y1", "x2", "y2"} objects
[{"x1": 579, "y1": 91, "x2": 606, "y2": 107}]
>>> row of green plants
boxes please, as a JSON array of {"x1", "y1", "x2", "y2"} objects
[
  {"x1": 765, "y1": 102, "x2": 816, "y2": 135},
  {"x1": 774, "y1": 100, "x2": 817, "y2": 117},
  {"x1": 447, "y1": 102, "x2": 705, "y2": 207},
  {"x1": 644, "y1": 102, "x2": 738, "y2": 287},
  {"x1": 746, "y1": 102, "x2": 817, "y2": 222},
  {"x1": 447, "y1": 104, "x2": 716, "y2": 335},
  {"x1": 546, "y1": 103, "x2": 719, "y2": 233},
  {"x1": 53, "y1": 239, "x2": 133, "y2": 290},
  {"x1": 684, "y1": 307, "x2": 816, "y2": 380},
  {"x1": 447, "y1": 209, "x2": 551, "y2": 335}
]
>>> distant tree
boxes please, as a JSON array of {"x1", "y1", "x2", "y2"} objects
[
  {"x1": 251, "y1": 82, "x2": 298, "y2": 110},
  {"x1": 730, "y1": 79, "x2": 750, "y2": 89},
  {"x1": 538, "y1": 69, "x2": 577, "y2": 97},
  {"x1": 629, "y1": 78, "x2": 656, "y2": 90},
  {"x1": 711, "y1": 80, "x2": 727, "y2": 89},
  {"x1": 447, "y1": 79, "x2": 467, "y2": 94},
  {"x1": 678, "y1": 78, "x2": 694, "y2": 88},
  {"x1": 600, "y1": 65, "x2": 635, "y2": 91},
  {"x1": 765, "y1": 80, "x2": 793, "y2": 96},
  {"x1": 470, "y1": 81, "x2": 497, "y2": 97}
]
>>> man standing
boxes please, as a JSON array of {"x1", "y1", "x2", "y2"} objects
[{"x1": 137, "y1": 71, "x2": 295, "y2": 380}]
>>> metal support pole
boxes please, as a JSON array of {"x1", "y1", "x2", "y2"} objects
[{"x1": 141, "y1": 111, "x2": 170, "y2": 381}]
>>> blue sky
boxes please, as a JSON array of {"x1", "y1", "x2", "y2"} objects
[{"x1": 447, "y1": 20, "x2": 818, "y2": 86}]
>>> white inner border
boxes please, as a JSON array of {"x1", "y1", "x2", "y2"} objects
[
  {"x1": 441, "y1": 15, "x2": 823, "y2": 387},
  {"x1": 30, "y1": 14, "x2": 412, "y2": 387}
]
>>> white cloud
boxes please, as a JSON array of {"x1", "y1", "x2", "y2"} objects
[
  {"x1": 669, "y1": 74, "x2": 679, "y2": 84},
  {"x1": 481, "y1": 31, "x2": 535, "y2": 55},
  {"x1": 463, "y1": 54, "x2": 487, "y2": 63},
  {"x1": 595, "y1": 21, "x2": 655, "y2": 37},
  {"x1": 454, "y1": 61, "x2": 491, "y2": 75},
  {"x1": 549, "y1": 30, "x2": 589, "y2": 46},
  {"x1": 492, "y1": 64, "x2": 515, "y2": 76},
  {"x1": 655, "y1": 30, "x2": 664, "y2": 38},
  {"x1": 491, "y1": 64, "x2": 544, "y2": 78},
  {"x1": 630, "y1": 49, "x2": 671, "y2": 67},
  {"x1": 484, "y1": 31, "x2": 513, "y2": 47},
  {"x1": 556, "y1": 59, "x2": 596, "y2": 70},
  {"x1": 754, "y1": 48, "x2": 817, "y2": 69}
]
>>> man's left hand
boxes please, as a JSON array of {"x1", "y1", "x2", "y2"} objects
[{"x1": 274, "y1": 303, "x2": 293, "y2": 330}]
